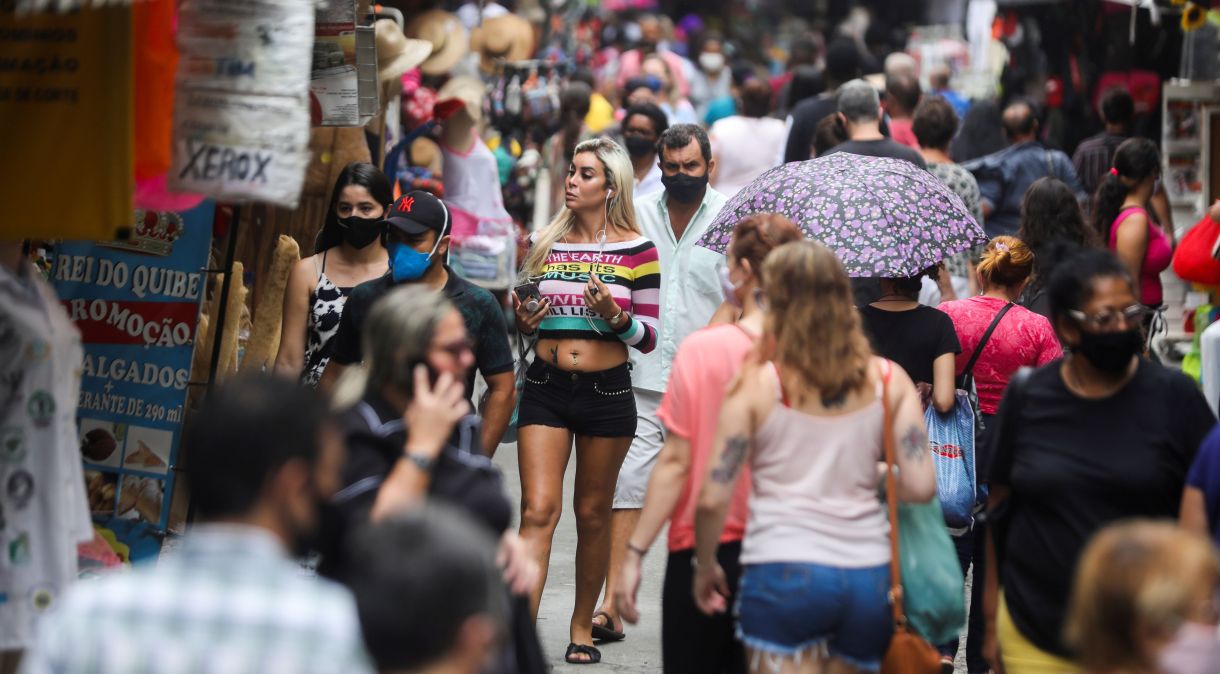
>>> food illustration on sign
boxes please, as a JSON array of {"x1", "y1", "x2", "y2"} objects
[
  {"x1": 122, "y1": 426, "x2": 172, "y2": 474},
  {"x1": 119, "y1": 476, "x2": 164, "y2": 524},
  {"x1": 78, "y1": 419, "x2": 126, "y2": 467},
  {"x1": 81, "y1": 428, "x2": 117, "y2": 462}
]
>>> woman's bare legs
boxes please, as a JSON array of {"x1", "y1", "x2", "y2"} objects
[
  {"x1": 517, "y1": 424, "x2": 573, "y2": 619},
  {"x1": 567, "y1": 434, "x2": 631, "y2": 661}
]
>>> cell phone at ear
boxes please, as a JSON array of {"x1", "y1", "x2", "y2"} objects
[{"x1": 514, "y1": 281, "x2": 543, "y2": 313}]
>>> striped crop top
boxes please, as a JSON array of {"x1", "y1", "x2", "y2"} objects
[{"x1": 535, "y1": 237, "x2": 660, "y2": 353}]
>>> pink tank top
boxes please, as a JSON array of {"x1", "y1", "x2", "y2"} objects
[
  {"x1": 1108, "y1": 206, "x2": 1172, "y2": 306},
  {"x1": 740, "y1": 361, "x2": 891, "y2": 568}
]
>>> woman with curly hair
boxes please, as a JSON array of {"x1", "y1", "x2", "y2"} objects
[
  {"x1": 1016, "y1": 177, "x2": 1097, "y2": 318},
  {"x1": 694, "y1": 240, "x2": 938, "y2": 673}
]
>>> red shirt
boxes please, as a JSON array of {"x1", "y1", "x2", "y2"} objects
[
  {"x1": 938, "y1": 296, "x2": 1062, "y2": 414},
  {"x1": 656, "y1": 324, "x2": 754, "y2": 552}
]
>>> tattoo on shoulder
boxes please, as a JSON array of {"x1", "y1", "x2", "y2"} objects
[
  {"x1": 899, "y1": 425, "x2": 927, "y2": 463},
  {"x1": 710, "y1": 435, "x2": 749, "y2": 484}
]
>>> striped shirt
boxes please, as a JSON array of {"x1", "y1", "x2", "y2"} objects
[{"x1": 536, "y1": 237, "x2": 660, "y2": 353}]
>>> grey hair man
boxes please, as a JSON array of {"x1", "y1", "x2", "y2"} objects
[{"x1": 822, "y1": 78, "x2": 927, "y2": 169}]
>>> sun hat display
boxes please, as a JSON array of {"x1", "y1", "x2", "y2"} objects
[
  {"x1": 470, "y1": 13, "x2": 535, "y2": 75},
  {"x1": 375, "y1": 19, "x2": 432, "y2": 84},
  {"x1": 406, "y1": 9, "x2": 469, "y2": 76},
  {"x1": 437, "y1": 75, "x2": 487, "y2": 122}
]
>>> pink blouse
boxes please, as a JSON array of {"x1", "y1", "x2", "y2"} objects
[{"x1": 938, "y1": 297, "x2": 1063, "y2": 415}]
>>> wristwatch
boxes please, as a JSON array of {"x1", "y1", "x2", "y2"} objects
[
  {"x1": 608, "y1": 309, "x2": 627, "y2": 327},
  {"x1": 403, "y1": 452, "x2": 436, "y2": 474}
]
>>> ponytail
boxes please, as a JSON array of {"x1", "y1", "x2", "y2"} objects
[
  {"x1": 1092, "y1": 137, "x2": 1160, "y2": 244},
  {"x1": 1092, "y1": 172, "x2": 1130, "y2": 244}
]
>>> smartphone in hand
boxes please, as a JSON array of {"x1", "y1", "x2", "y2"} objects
[{"x1": 514, "y1": 281, "x2": 543, "y2": 313}]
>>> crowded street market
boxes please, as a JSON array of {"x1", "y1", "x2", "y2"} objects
[{"x1": 3, "y1": 0, "x2": 1220, "y2": 672}]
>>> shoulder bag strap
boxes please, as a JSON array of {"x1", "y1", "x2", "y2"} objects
[
  {"x1": 880, "y1": 359, "x2": 906, "y2": 628},
  {"x1": 961, "y1": 302, "x2": 1016, "y2": 382},
  {"x1": 1044, "y1": 148, "x2": 1057, "y2": 181}
]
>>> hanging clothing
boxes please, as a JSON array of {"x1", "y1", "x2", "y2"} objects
[
  {"x1": 0, "y1": 261, "x2": 92, "y2": 649},
  {"x1": 301, "y1": 251, "x2": 352, "y2": 388},
  {"x1": 442, "y1": 131, "x2": 516, "y2": 287}
]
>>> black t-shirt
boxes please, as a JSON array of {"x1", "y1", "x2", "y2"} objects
[
  {"x1": 822, "y1": 139, "x2": 927, "y2": 169},
  {"x1": 318, "y1": 391, "x2": 513, "y2": 579},
  {"x1": 986, "y1": 359, "x2": 1216, "y2": 656},
  {"x1": 328, "y1": 268, "x2": 514, "y2": 391},
  {"x1": 783, "y1": 94, "x2": 839, "y2": 163},
  {"x1": 859, "y1": 305, "x2": 960, "y2": 384}
]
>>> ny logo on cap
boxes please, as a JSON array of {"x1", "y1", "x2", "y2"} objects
[{"x1": 398, "y1": 197, "x2": 415, "y2": 213}]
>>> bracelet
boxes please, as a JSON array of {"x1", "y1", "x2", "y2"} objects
[
  {"x1": 403, "y1": 452, "x2": 436, "y2": 474},
  {"x1": 626, "y1": 542, "x2": 648, "y2": 558}
]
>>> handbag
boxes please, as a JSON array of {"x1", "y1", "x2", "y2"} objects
[
  {"x1": 1172, "y1": 212, "x2": 1220, "y2": 286},
  {"x1": 924, "y1": 392, "x2": 976, "y2": 528},
  {"x1": 880, "y1": 360, "x2": 967, "y2": 666},
  {"x1": 957, "y1": 302, "x2": 1015, "y2": 442},
  {"x1": 926, "y1": 302, "x2": 1014, "y2": 528}
]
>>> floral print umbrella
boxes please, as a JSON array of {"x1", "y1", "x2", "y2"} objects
[{"x1": 697, "y1": 153, "x2": 987, "y2": 278}]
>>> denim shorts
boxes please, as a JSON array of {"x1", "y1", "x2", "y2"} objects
[
  {"x1": 736, "y1": 561, "x2": 893, "y2": 672},
  {"x1": 516, "y1": 360, "x2": 637, "y2": 438}
]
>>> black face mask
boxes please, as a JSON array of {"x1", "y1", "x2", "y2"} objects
[
  {"x1": 624, "y1": 135, "x2": 655, "y2": 158},
  {"x1": 291, "y1": 491, "x2": 345, "y2": 560},
  {"x1": 337, "y1": 215, "x2": 384, "y2": 249},
  {"x1": 662, "y1": 172, "x2": 709, "y2": 204},
  {"x1": 1075, "y1": 328, "x2": 1142, "y2": 373}
]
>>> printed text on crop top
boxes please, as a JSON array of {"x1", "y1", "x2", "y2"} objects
[{"x1": 534, "y1": 237, "x2": 660, "y2": 353}]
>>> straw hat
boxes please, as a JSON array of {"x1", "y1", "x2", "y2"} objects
[
  {"x1": 406, "y1": 9, "x2": 469, "y2": 76},
  {"x1": 437, "y1": 75, "x2": 486, "y2": 122},
  {"x1": 410, "y1": 137, "x2": 443, "y2": 175},
  {"x1": 470, "y1": 13, "x2": 535, "y2": 75},
  {"x1": 375, "y1": 19, "x2": 432, "y2": 84}
]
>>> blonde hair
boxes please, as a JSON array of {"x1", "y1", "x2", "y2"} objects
[
  {"x1": 976, "y1": 235, "x2": 1035, "y2": 288},
  {"x1": 1066, "y1": 520, "x2": 1220, "y2": 672},
  {"x1": 761, "y1": 241, "x2": 872, "y2": 401},
  {"x1": 522, "y1": 137, "x2": 639, "y2": 277}
]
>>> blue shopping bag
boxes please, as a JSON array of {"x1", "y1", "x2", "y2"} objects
[{"x1": 923, "y1": 391, "x2": 976, "y2": 529}]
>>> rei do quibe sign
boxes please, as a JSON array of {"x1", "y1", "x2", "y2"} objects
[{"x1": 51, "y1": 202, "x2": 214, "y2": 561}]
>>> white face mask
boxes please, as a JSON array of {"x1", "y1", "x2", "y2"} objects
[
  {"x1": 699, "y1": 52, "x2": 725, "y2": 73},
  {"x1": 1158, "y1": 621, "x2": 1220, "y2": 674}
]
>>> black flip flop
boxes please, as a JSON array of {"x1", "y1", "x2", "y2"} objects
[
  {"x1": 591, "y1": 611, "x2": 625, "y2": 642},
  {"x1": 564, "y1": 642, "x2": 602, "y2": 665}
]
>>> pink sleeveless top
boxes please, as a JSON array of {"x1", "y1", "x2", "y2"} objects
[
  {"x1": 740, "y1": 361, "x2": 890, "y2": 567},
  {"x1": 1108, "y1": 206, "x2": 1172, "y2": 306}
]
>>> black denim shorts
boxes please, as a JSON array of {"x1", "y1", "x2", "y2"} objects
[{"x1": 517, "y1": 359, "x2": 637, "y2": 438}]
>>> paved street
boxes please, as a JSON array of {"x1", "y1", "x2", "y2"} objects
[{"x1": 494, "y1": 441, "x2": 668, "y2": 673}]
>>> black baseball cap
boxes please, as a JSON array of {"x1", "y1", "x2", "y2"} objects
[{"x1": 384, "y1": 190, "x2": 449, "y2": 236}]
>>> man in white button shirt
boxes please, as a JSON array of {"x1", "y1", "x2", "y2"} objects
[{"x1": 592, "y1": 124, "x2": 728, "y2": 641}]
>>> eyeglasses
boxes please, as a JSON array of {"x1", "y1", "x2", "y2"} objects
[
  {"x1": 1068, "y1": 305, "x2": 1148, "y2": 330},
  {"x1": 433, "y1": 338, "x2": 474, "y2": 360}
]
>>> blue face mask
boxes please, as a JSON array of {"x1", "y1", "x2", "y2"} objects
[{"x1": 388, "y1": 233, "x2": 444, "y2": 282}]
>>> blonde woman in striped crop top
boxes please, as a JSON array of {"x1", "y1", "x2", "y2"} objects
[{"x1": 511, "y1": 137, "x2": 661, "y2": 665}]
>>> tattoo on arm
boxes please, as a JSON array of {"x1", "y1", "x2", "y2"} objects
[
  {"x1": 899, "y1": 425, "x2": 927, "y2": 463},
  {"x1": 710, "y1": 435, "x2": 749, "y2": 484}
]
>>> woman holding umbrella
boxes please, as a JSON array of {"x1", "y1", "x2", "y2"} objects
[{"x1": 859, "y1": 269, "x2": 961, "y2": 413}]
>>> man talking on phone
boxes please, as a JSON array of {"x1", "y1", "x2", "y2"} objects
[{"x1": 320, "y1": 191, "x2": 515, "y2": 455}]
